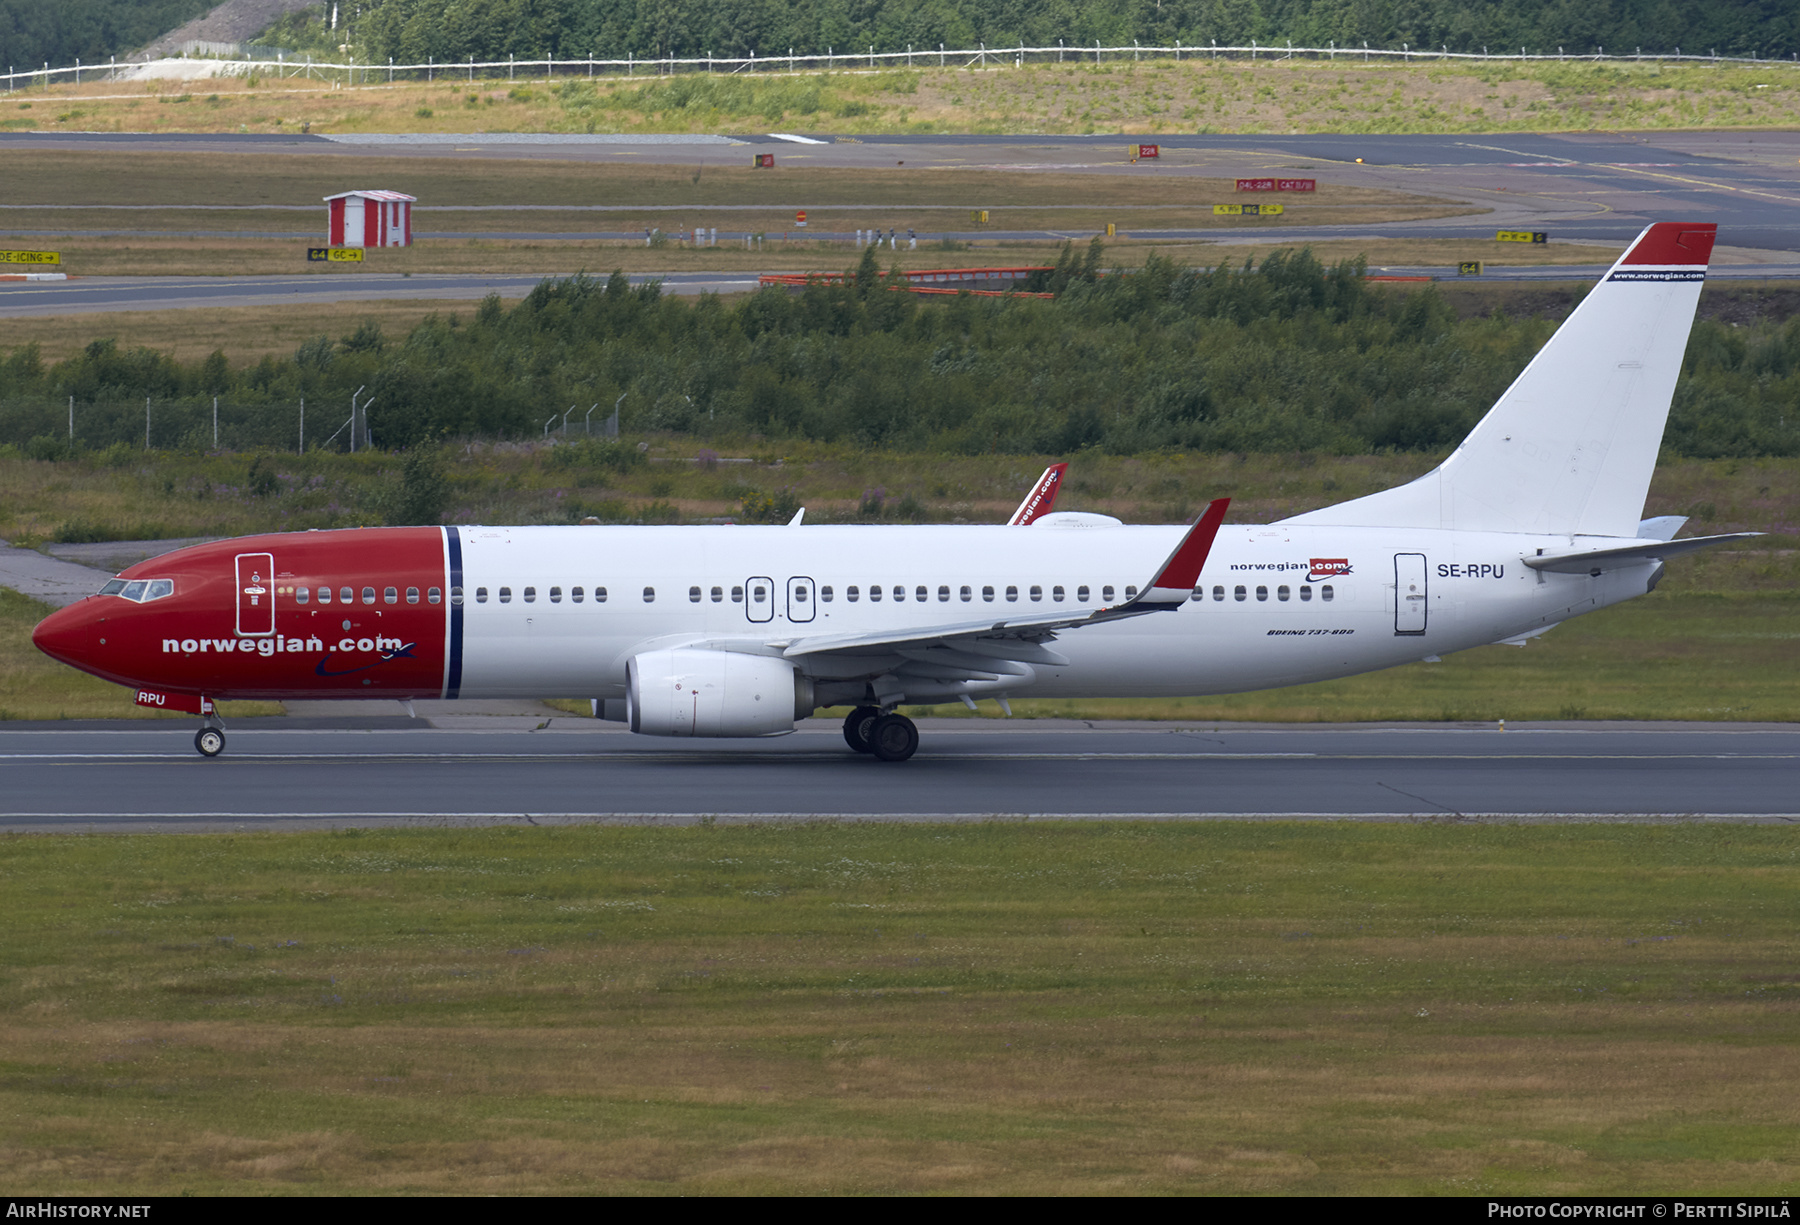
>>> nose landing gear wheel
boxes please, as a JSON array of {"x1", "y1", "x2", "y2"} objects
[
  {"x1": 843, "y1": 705, "x2": 882, "y2": 754},
  {"x1": 868, "y1": 713, "x2": 919, "y2": 762},
  {"x1": 194, "y1": 727, "x2": 225, "y2": 757}
]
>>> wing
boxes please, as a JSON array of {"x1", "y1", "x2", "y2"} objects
[
  {"x1": 775, "y1": 498, "x2": 1231, "y2": 705},
  {"x1": 1007, "y1": 463, "x2": 1069, "y2": 526}
]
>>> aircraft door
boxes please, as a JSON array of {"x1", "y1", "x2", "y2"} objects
[
  {"x1": 1394, "y1": 553, "x2": 1427, "y2": 636},
  {"x1": 236, "y1": 552, "x2": 276, "y2": 637},
  {"x1": 744, "y1": 576, "x2": 774, "y2": 623},
  {"x1": 786, "y1": 576, "x2": 816, "y2": 623}
]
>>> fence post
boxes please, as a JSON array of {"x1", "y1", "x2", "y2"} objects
[
  {"x1": 213, "y1": 397, "x2": 218, "y2": 447},
  {"x1": 145, "y1": 397, "x2": 150, "y2": 451},
  {"x1": 299, "y1": 397, "x2": 304, "y2": 454},
  {"x1": 68, "y1": 395, "x2": 73, "y2": 443}
]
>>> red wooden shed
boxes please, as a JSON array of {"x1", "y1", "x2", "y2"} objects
[{"x1": 324, "y1": 190, "x2": 416, "y2": 248}]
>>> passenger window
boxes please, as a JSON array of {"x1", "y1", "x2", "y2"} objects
[
  {"x1": 384, "y1": 587, "x2": 398, "y2": 604},
  {"x1": 1126, "y1": 586, "x2": 1138, "y2": 599},
  {"x1": 498, "y1": 587, "x2": 511, "y2": 604},
  {"x1": 1102, "y1": 585, "x2": 1115, "y2": 602},
  {"x1": 1213, "y1": 585, "x2": 1225, "y2": 601},
  {"x1": 1299, "y1": 584, "x2": 1312, "y2": 602},
  {"x1": 1029, "y1": 585, "x2": 1042, "y2": 602},
  {"x1": 731, "y1": 586, "x2": 742, "y2": 603},
  {"x1": 340, "y1": 587, "x2": 354, "y2": 604},
  {"x1": 430, "y1": 587, "x2": 444, "y2": 604},
  {"x1": 296, "y1": 586, "x2": 310, "y2": 605},
  {"x1": 712, "y1": 586, "x2": 724, "y2": 602},
  {"x1": 406, "y1": 587, "x2": 420, "y2": 604},
  {"x1": 1321, "y1": 584, "x2": 1335, "y2": 602},
  {"x1": 847, "y1": 585, "x2": 860, "y2": 602},
  {"x1": 1256, "y1": 586, "x2": 1268, "y2": 602},
  {"x1": 869, "y1": 585, "x2": 883, "y2": 602},
  {"x1": 916, "y1": 585, "x2": 928, "y2": 602},
  {"x1": 1077, "y1": 585, "x2": 1090, "y2": 602},
  {"x1": 317, "y1": 586, "x2": 331, "y2": 604},
  {"x1": 363, "y1": 587, "x2": 377, "y2": 605},
  {"x1": 1277, "y1": 585, "x2": 1290, "y2": 602},
  {"x1": 643, "y1": 587, "x2": 656, "y2": 603},
  {"x1": 1053, "y1": 585, "x2": 1065, "y2": 602},
  {"x1": 549, "y1": 587, "x2": 562, "y2": 603},
  {"x1": 794, "y1": 586, "x2": 808, "y2": 603},
  {"x1": 689, "y1": 586, "x2": 701, "y2": 603},
  {"x1": 751, "y1": 584, "x2": 766, "y2": 604},
  {"x1": 893, "y1": 586, "x2": 905, "y2": 602},
  {"x1": 595, "y1": 587, "x2": 608, "y2": 602},
  {"x1": 937, "y1": 585, "x2": 949, "y2": 602},
  {"x1": 1234, "y1": 585, "x2": 1246, "y2": 602},
  {"x1": 960, "y1": 586, "x2": 972, "y2": 602},
  {"x1": 1005, "y1": 585, "x2": 1018, "y2": 602},
  {"x1": 523, "y1": 587, "x2": 536, "y2": 604},
  {"x1": 571, "y1": 587, "x2": 583, "y2": 603},
  {"x1": 1190, "y1": 588, "x2": 1203, "y2": 601},
  {"x1": 451, "y1": 587, "x2": 464, "y2": 605},
  {"x1": 982, "y1": 586, "x2": 995, "y2": 602},
  {"x1": 820, "y1": 586, "x2": 833, "y2": 602},
  {"x1": 476, "y1": 587, "x2": 489, "y2": 603}
]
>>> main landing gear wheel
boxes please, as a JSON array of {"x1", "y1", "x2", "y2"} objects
[
  {"x1": 843, "y1": 705, "x2": 883, "y2": 754},
  {"x1": 868, "y1": 713, "x2": 919, "y2": 762},
  {"x1": 194, "y1": 727, "x2": 226, "y2": 758}
]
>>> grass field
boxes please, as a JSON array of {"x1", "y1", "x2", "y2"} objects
[
  {"x1": 14, "y1": 57, "x2": 1800, "y2": 136},
  {"x1": 0, "y1": 147, "x2": 1485, "y2": 276},
  {"x1": 2, "y1": 821, "x2": 1795, "y2": 1194}
]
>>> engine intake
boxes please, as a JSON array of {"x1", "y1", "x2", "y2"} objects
[{"x1": 627, "y1": 649, "x2": 812, "y2": 737}]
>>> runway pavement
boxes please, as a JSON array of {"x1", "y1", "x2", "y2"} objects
[{"x1": 0, "y1": 719, "x2": 1794, "y2": 830}]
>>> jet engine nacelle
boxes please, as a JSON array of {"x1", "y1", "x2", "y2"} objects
[{"x1": 627, "y1": 649, "x2": 813, "y2": 737}]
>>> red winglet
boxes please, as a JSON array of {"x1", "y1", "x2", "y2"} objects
[
  {"x1": 1146, "y1": 497, "x2": 1231, "y2": 594},
  {"x1": 1008, "y1": 462, "x2": 1069, "y2": 526},
  {"x1": 1619, "y1": 222, "x2": 1717, "y2": 266}
]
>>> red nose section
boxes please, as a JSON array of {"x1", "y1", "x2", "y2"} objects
[{"x1": 32, "y1": 601, "x2": 95, "y2": 671}]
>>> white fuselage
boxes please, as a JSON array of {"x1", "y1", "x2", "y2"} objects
[{"x1": 452, "y1": 522, "x2": 1651, "y2": 701}]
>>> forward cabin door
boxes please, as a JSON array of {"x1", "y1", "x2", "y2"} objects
[
  {"x1": 1394, "y1": 553, "x2": 1428, "y2": 636},
  {"x1": 236, "y1": 552, "x2": 276, "y2": 637}
]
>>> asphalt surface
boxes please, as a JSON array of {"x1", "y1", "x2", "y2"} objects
[{"x1": 1, "y1": 720, "x2": 1794, "y2": 830}]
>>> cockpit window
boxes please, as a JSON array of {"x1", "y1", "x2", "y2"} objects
[{"x1": 106, "y1": 578, "x2": 174, "y2": 603}]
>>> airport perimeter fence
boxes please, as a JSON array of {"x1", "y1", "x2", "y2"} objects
[
  {"x1": 9, "y1": 39, "x2": 1800, "y2": 92},
  {"x1": 1, "y1": 396, "x2": 373, "y2": 457}
]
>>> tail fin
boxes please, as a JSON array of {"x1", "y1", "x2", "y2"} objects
[{"x1": 1283, "y1": 222, "x2": 1715, "y2": 538}]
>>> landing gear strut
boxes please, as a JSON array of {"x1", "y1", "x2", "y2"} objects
[{"x1": 843, "y1": 705, "x2": 882, "y2": 754}]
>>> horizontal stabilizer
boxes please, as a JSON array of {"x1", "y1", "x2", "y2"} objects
[{"x1": 1524, "y1": 532, "x2": 1760, "y2": 575}]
